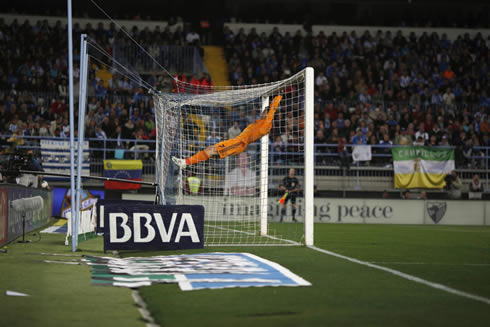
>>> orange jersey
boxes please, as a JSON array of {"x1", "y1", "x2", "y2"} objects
[
  {"x1": 214, "y1": 119, "x2": 271, "y2": 158},
  {"x1": 215, "y1": 95, "x2": 282, "y2": 159}
]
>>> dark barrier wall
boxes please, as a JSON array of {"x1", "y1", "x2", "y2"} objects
[{"x1": 0, "y1": 184, "x2": 53, "y2": 246}]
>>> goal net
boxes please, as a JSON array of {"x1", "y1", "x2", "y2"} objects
[{"x1": 153, "y1": 68, "x2": 314, "y2": 246}]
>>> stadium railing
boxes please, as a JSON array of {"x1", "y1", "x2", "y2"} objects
[{"x1": 1, "y1": 135, "x2": 488, "y2": 193}]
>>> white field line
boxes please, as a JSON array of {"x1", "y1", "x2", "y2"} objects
[
  {"x1": 205, "y1": 224, "x2": 301, "y2": 246},
  {"x1": 111, "y1": 248, "x2": 159, "y2": 327},
  {"x1": 369, "y1": 262, "x2": 490, "y2": 266},
  {"x1": 308, "y1": 245, "x2": 490, "y2": 306},
  {"x1": 399, "y1": 226, "x2": 490, "y2": 233}
]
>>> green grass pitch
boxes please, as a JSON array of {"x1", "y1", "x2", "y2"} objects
[{"x1": 1, "y1": 221, "x2": 489, "y2": 326}]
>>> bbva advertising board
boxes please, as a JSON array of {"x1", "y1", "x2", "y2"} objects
[
  {"x1": 103, "y1": 204, "x2": 204, "y2": 251},
  {"x1": 97, "y1": 199, "x2": 153, "y2": 233}
]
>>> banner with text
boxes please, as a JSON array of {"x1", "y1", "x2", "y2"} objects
[
  {"x1": 96, "y1": 199, "x2": 153, "y2": 233},
  {"x1": 392, "y1": 146, "x2": 455, "y2": 189},
  {"x1": 122, "y1": 194, "x2": 489, "y2": 226},
  {"x1": 103, "y1": 204, "x2": 204, "y2": 251}
]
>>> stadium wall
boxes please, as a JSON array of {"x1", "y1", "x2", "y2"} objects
[
  {"x1": 0, "y1": 13, "x2": 183, "y2": 32},
  {"x1": 0, "y1": 184, "x2": 53, "y2": 246},
  {"x1": 3, "y1": 12, "x2": 488, "y2": 41},
  {"x1": 122, "y1": 194, "x2": 489, "y2": 226},
  {"x1": 225, "y1": 23, "x2": 490, "y2": 41}
]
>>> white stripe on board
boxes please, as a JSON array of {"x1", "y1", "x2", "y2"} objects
[
  {"x1": 393, "y1": 159, "x2": 455, "y2": 174},
  {"x1": 308, "y1": 245, "x2": 490, "y2": 305}
]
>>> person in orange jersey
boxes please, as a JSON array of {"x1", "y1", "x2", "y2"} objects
[{"x1": 172, "y1": 95, "x2": 282, "y2": 169}]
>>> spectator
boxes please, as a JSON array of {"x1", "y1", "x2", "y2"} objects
[
  {"x1": 206, "y1": 130, "x2": 221, "y2": 146},
  {"x1": 468, "y1": 174, "x2": 484, "y2": 199},
  {"x1": 462, "y1": 138, "x2": 473, "y2": 168},
  {"x1": 351, "y1": 128, "x2": 367, "y2": 145},
  {"x1": 315, "y1": 72, "x2": 328, "y2": 87},
  {"x1": 394, "y1": 128, "x2": 413, "y2": 145},
  {"x1": 378, "y1": 133, "x2": 393, "y2": 162},
  {"x1": 338, "y1": 137, "x2": 350, "y2": 170},
  {"x1": 415, "y1": 123, "x2": 429, "y2": 143},
  {"x1": 414, "y1": 136, "x2": 425, "y2": 146},
  {"x1": 185, "y1": 30, "x2": 200, "y2": 45},
  {"x1": 130, "y1": 128, "x2": 150, "y2": 159},
  {"x1": 315, "y1": 129, "x2": 328, "y2": 164},
  {"x1": 446, "y1": 170, "x2": 463, "y2": 199},
  {"x1": 225, "y1": 152, "x2": 255, "y2": 196},
  {"x1": 272, "y1": 135, "x2": 286, "y2": 164},
  {"x1": 227, "y1": 121, "x2": 241, "y2": 139}
]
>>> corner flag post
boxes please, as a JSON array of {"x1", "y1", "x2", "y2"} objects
[
  {"x1": 67, "y1": 0, "x2": 77, "y2": 251},
  {"x1": 75, "y1": 34, "x2": 88, "y2": 248}
]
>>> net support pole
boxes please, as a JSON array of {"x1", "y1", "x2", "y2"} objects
[
  {"x1": 260, "y1": 96, "x2": 270, "y2": 236},
  {"x1": 67, "y1": 0, "x2": 77, "y2": 251},
  {"x1": 75, "y1": 34, "x2": 88, "y2": 245},
  {"x1": 304, "y1": 67, "x2": 314, "y2": 246}
]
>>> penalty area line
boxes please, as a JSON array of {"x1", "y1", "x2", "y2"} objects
[{"x1": 308, "y1": 245, "x2": 490, "y2": 306}]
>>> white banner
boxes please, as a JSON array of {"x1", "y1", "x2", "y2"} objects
[{"x1": 352, "y1": 145, "x2": 372, "y2": 162}]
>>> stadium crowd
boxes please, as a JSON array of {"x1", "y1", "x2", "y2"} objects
[
  {"x1": 224, "y1": 26, "x2": 490, "y2": 166},
  {"x1": 1, "y1": 17, "x2": 489, "y2": 168},
  {"x1": 0, "y1": 17, "x2": 208, "y2": 154}
]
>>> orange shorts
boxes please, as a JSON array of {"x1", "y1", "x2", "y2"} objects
[{"x1": 214, "y1": 137, "x2": 246, "y2": 159}]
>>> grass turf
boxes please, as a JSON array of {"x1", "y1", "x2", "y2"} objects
[
  {"x1": 136, "y1": 224, "x2": 490, "y2": 327},
  {"x1": 1, "y1": 222, "x2": 489, "y2": 326},
  {"x1": 0, "y1": 224, "x2": 144, "y2": 327}
]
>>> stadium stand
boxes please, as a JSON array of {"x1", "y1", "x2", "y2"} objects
[
  {"x1": 223, "y1": 25, "x2": 490, "y2": 164},
  {"x1": 0, "y1": 15, "x2": 489, "y2": 196}
]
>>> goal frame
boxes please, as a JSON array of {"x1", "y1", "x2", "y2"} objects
[{"x1": 154, "y1": 67, "x2": 315, "y2": 246}]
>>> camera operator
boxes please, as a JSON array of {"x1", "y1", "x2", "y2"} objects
[
  {"x1": 445, "y1": 170, "x2": 463, "y2": 199},
  {"x1": 17, "y1": 150, "x2": 45, "y2": 188}
]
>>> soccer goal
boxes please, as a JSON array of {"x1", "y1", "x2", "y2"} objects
[{"x1": 153, "y1": 68, "x2": 314, "y2": 246}]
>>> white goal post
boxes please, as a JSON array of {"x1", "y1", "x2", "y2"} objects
[{"x1": 153, "y1": 67, "x2": 314, "y2": 246}]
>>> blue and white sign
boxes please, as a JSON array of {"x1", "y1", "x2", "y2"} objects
[
  {"x1": 85, "y1": 252, "x2": 312, "y2": 290},
  {"x1": 40, "y1": 139, "x2": 90, "y2": 180},
  {"x1": 103, "y1": 204, "x2": 204, "y2": 251}
]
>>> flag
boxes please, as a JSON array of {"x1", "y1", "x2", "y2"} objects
[
  {"x1": 40, "y1": 140, "x2": 90, "y2": 180},
  {"x1": 103, "y1": 160, "x2": 143, "y2": 190},
  {"x1": 278, "y1": 192, "x2": 288, "y2": 204},
  {"x1": 392, "y1": 146, "x2": 454, "y2": 189}
]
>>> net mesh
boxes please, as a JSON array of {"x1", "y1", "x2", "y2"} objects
[{"x1": 154, "y1": 69, "x2": 309, "y2": 246}]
